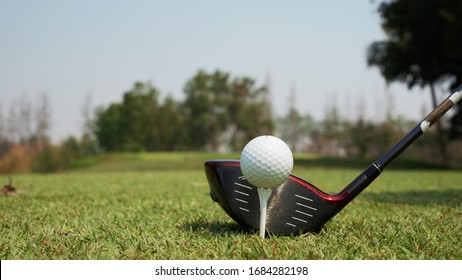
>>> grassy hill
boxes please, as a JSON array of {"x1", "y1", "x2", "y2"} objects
[{"x1": 70, "y1": 152, "x2": 450, "y2": 173}]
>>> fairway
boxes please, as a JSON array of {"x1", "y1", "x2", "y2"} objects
[{"x1": 1, "y1": 154, "x2": 461, "y2": 259}]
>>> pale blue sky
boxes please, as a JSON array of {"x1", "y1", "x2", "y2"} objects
[{"x1": 1, "y1": 0, "x2": 437, "y2": 142}]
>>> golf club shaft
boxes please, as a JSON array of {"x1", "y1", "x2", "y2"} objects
[{"x1": 343, "y1": 85, "x2": 462, "y2": 199}]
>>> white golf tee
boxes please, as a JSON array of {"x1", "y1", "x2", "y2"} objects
[{"x1": 257, "y1": 188, "x2": 273, "y2": 238}]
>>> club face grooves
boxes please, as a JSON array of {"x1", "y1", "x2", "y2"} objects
[{"x1": 205, "y1": 160, "x2": 349, "y2": 235}]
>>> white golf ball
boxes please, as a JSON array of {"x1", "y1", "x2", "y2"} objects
[{"x1": 240, "y1": 135, "x2": 293, "y2": 189}]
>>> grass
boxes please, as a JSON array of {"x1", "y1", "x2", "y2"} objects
[
  {"x1": 1, "y1": 153, "x2": 461, "y2": 259},
  {"x1": 71, "y1": 152, "x2": 239, "y2": 172}
]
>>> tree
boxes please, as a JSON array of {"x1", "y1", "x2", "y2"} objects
[
  {"x1": 79, "y1": 92, "x2": 98, "y2": 156},
  {"x1": 367, "y1": 0, "x2": 462, "y2": 161},
  {"x1": 59, "y1": 136, "x2": 81, "y2": 167},
  {"x1": 34, "y1": 93, "x2": 52, "y2": 151},
  {"x1": 93, "y1": 103, "x2": 124, "y2": 152},
  {"x1": 0, "y1": 103, "x2": 12, "y2": 157},
  {"x1": 93, "y1": 82, "x2": 161, "y2": 151},
  {"x1": 93, "y1": 81, "x2": 187, "y2": 152},
  {"x1": 228, "y1": 76, "x2": 274, "y2": 150},
  {"x1": 277, "y1": 85, "x2": 315, "y2": 152},
  {"x1": 18, "y1": 93, "x2": 33, "y2": 144},
  {"x1": 157, "y1": 96, "x2": 186, "y2": 151},
  {"x1": 121, "y1": 82, "x2": 161, "y2": 151},
  {"x1": 319, "y1": 104, "x2": 349, "y2": 157},
  {"x1": 182, "y1": 70, "x2": 274, "y2": 151},
  {"x1": 182, "y1": 70, "x2": 230, "y2": 150}
]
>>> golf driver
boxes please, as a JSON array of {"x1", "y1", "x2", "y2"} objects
[{"x1": 205, "y1": 85, "x2": 462, "y2": 235}]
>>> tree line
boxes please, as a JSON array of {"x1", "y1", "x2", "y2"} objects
[
  {"x1": 93, "y1": 70, "x2": 273, "y2": 153},
  {"x1": 0, "y1": 93, "x2": 96, "y2": 173},
  {"x1": 0, "y1": 68, "x2": 460, "y2": 173}
]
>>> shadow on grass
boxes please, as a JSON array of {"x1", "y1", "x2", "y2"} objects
[
  {"x1": 363, "y1": 189, "x2": 462, "y2": 207},
  {"x1": 183, "y1": 219, "x2": 251, "y2": 236},
  {"x1": 183, "y1": 219, "x2": 324, "y2": 237}
]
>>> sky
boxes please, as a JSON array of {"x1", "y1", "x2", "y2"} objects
[{"x1": 0, "y1": 0, "x2": 445, "y2": 142}]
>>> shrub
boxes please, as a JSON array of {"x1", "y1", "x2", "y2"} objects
[{"x1": 0, "y1": 145, "x2": 34, "y2": 173}]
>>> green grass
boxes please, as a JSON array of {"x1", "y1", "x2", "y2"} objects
[
  {"x1": 1, "y1": 153, "x2": 461, "y2": 259},
  {"x1": 71, "y1": 152, "x2": 240, "y2": 172}
]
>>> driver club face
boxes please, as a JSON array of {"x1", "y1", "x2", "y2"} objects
[
  {"x1": 204, "y1": 86, "x2": 462, "y2": 236},
  {"x1": 205, "y1": 160, "x2": 352, "y2": 235}
]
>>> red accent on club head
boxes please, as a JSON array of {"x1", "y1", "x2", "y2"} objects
[
  {"x1": 205, "y1": 160, "x2": 240, "y2": 168},
  {"x1": 288, "y1": 175, "x2": 350, "y2": 203}
]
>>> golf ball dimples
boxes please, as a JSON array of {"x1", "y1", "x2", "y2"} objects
[{"x1": 240, "y1": 135, "x2": 293, "y2": 189}]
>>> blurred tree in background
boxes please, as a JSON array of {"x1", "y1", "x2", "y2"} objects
[
  {"x1": 182, "y1": 70, "x2": 231, "y2": 150},
  {"x1": 157, "y1": 96, "x2": 186, "y2": 151},
  {"x1": 367, "y1": 0, "x2": 462, "y2": 162},
  {"x1": 227, "y1": 75, "x2": 274, "y2": 150},
  {"x1": 93, "y1": 82, "x2": 184, "y2": 152},
  {"x1": 0, "y1": 93, "x2": 97, "y2": 173},
  {"x1": 277, "y1": 107, "x2": 315, "y2": 153},
  {"x1": 182, "y1": 70, "x2": 273, "y2": 151},
  {"x1": 93, "y1": 70, "x2": 274, "y2": 152},
  {"x1": 2, "y1": 69, "x2": 460, "y2": 173},
  {"x1": 93, "y1": 103, "x2": 124, "y2": 152},
  {"x1": 119, "y1": 82, "x2": 161, "y2": 151}
]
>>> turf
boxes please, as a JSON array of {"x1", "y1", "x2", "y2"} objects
[{"x1": 1, "y1": 153, "x2": 461, "y2": 259}]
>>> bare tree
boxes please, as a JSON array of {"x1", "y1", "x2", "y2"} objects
[
  {"x1": 81, "y1": 91, "x2": 93, "y2": 139},
  {"x1": 287, "y1": 83, "x2": 299, "y2": 152},
  {"x1": 7, "y1": 98, "x2": 19, "y2": 143},
  {"x1": 34, "y1": 92, "x2": 52, "y2": 151},
  {"x1": 0, "y1": 102, "x2": 10, "y2": 156},
  {"x1": 18, "y1": 93, "x2": 33, "y2": 143}
]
